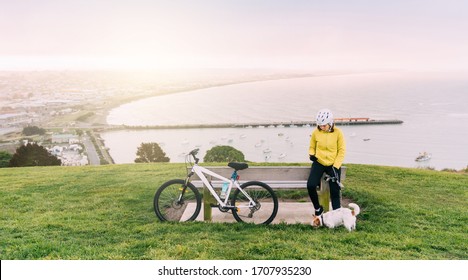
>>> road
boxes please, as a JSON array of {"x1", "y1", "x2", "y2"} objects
[{"x1": 82, "y1": 136, "x2": 100, "y2": 165}]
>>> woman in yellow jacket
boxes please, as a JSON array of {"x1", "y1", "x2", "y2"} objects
[{"x1": 307, "y1": 108, "x2": 346, "y2": 216}]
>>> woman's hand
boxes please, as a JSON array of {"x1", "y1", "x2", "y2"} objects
[
  {"x1": 309, "y1": 155, "x2": 317, "y2": 162},
  {"x1": 332, "y1": 166, "x2": 340, "y2": 177}
]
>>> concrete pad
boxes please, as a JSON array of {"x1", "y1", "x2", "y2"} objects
[{"x1": 182, "y1": 202, "x2": 315, "y2": 224}]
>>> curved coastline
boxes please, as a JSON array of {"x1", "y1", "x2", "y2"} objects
[{"x1": 102, "y1": 71, "x2": 361, "y2": 126}]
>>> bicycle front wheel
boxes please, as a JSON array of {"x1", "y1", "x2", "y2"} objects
[
  {"x1": 231, "y1": 181, "x2": 278, "y2": 225},
  {"x1": 154, "y1": 179, "x2": 201, "y2": 222}
]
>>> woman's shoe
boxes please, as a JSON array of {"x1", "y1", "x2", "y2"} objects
[{"x1": 315, "y1": 206, "x2": 323, "y2": 216}]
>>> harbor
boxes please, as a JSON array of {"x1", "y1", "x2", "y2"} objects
[{"x1": 107, "y1": 118, "x2": 404, "y2": 130}]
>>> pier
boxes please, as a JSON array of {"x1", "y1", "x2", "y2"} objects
[{"x1": 107, "y1": 118, "x2": 403, "y2": 130}]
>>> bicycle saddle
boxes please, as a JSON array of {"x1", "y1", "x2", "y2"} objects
[{"x1": 228, "y1": 162, "x2": 249, "y2": 171}]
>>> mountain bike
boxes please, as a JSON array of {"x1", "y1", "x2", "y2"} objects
[{"x1": 153, "y1": 148, "x2": 278, "y2": 224}]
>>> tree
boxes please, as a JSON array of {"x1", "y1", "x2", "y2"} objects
[
  {"x1": 0, "y1": 151, "x2": 12, "y2": 168},
  {"x1": 9, "y1": 143, "x2": 61, "y2": 167},
  {"x1": 203, "y1": 145, "x2": 245, "y2": 162},
  {"x1": 135, "y1": 142, "x2": 170, "y2": 163},
  {"x1": 22, "y1": 126, "x2": 46, "y2": 136}
]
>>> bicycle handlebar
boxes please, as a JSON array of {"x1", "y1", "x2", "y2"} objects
[
  {"x1": 189, "y1": 148, "x2": 199, "y2": 156},
  {"x1": 189, "y1": 148, "x2": 200, "y2": 164}
]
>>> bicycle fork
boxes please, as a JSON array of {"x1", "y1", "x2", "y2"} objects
[{"x1": 175, "y1": 176, "x2": 192, "y2": 205}]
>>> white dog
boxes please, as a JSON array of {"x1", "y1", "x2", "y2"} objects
[{"x1": 311, "y1": 203, "x2": 360, "y2": 231}]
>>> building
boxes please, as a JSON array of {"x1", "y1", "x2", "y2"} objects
[{"x1": 51, "y1": 134, "x2": 79, "y2": 144}]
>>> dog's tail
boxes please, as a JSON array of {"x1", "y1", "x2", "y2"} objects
[{"x1": 348, "y1": 203, "x2": 360, "y2": 216}]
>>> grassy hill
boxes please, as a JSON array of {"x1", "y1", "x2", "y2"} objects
[{"x1": 0, "y1": 163, "x2": 466, "y2": 260}]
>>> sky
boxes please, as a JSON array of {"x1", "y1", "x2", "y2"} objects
[{"x1": 1, "y1": 0, "x2": 468, "y2": 71}]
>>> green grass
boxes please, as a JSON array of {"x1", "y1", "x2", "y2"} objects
[{"x1": 0, "y1": 163, "x2": 467, "y2": 260}]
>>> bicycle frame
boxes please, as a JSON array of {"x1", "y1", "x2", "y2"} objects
[{"x1": 189, "y1": 164, "x2": 256, "y2": 209}]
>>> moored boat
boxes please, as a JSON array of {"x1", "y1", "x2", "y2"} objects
[{"x1": 415, "y1": 152, "x2": 432, "y2": 162}]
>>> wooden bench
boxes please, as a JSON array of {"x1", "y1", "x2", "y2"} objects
[{"x1": 189, "y1": 165, "x2": 347, "y2": 221}]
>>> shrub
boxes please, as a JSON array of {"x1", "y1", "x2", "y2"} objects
[
  {"x1": 0, "y1": 151, "x2": 12, "y2": 168},
  {"x1": 441, "y1": 168, "x2": 458, "y2": 173},
  {"x1": 22, "y1": 126, "x2": 46, "y2": 136},
  {"x1": 135, "y1": 142, "x2": 170, "y2": 163},
  {"x1": 9, "y1": 143, "x2": 61, "y2": 167},
  {"x1": 204, "y1": 145, "x2": 245, "y2": 162}
]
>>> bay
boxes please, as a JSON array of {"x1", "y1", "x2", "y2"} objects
[{"x1": 102, "y1": 72, "x2": 468, "y2": 170}]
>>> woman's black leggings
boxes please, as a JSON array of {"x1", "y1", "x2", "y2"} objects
[{"x1": 306, "y1": 161, "x2": 341, "y2": 210}]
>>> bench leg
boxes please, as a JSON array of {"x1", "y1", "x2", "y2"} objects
[
  {"x1": 203, "y1": 186, "x2": 216, "y2": 221},
  {"x1": 318, "y1": 180, "x2": 331, "y2": 212}
]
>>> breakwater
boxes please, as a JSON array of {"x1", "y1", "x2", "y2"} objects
[{"x1": 104, "y1": 118, "x2": 403, "y2": 130}]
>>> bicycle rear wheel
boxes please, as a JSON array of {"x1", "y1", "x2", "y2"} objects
[
  {"x1": 231, "y1": 181, "x2": 278, "y2": 225},
  {"x1": 154, "y1": 179, "x2": 201, "y2": 222}
]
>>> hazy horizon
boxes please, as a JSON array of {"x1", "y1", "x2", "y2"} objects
[{"x1": 1, "y1": 1, "x2": 468, "y2": 72}]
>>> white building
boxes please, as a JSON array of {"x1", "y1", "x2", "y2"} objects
[{"x1": 51, "y1": 134, "x2": 79, "y2": 144}]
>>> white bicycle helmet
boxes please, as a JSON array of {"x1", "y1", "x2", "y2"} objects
[{"x1": 316, "y1": 108, "x2": 334, "y2": 125}]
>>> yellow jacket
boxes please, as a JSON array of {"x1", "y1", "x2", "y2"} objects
[{"x1": 308, "y1": 126, "x2": 346, "y2": 168}]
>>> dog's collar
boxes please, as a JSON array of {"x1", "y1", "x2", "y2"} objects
[{"x1": 320, "y1": 215, "x2": 324, "y2": 226}]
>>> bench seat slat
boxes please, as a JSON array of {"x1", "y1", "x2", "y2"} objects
[{"x1": 190, "y1": 180, "x2": 308, "y2": 189}]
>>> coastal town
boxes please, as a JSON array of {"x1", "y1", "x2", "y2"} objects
[
  {"x1": 0, "y1": 70, "x2": 309, "y2": 166},
  {"x1": 0, "y1": 71, "x2": 131, "y2": 166}
]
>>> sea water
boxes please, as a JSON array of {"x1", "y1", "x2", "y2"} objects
[{"x1": 103, "y1": 72, "x2": 468, "y2": 170}]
